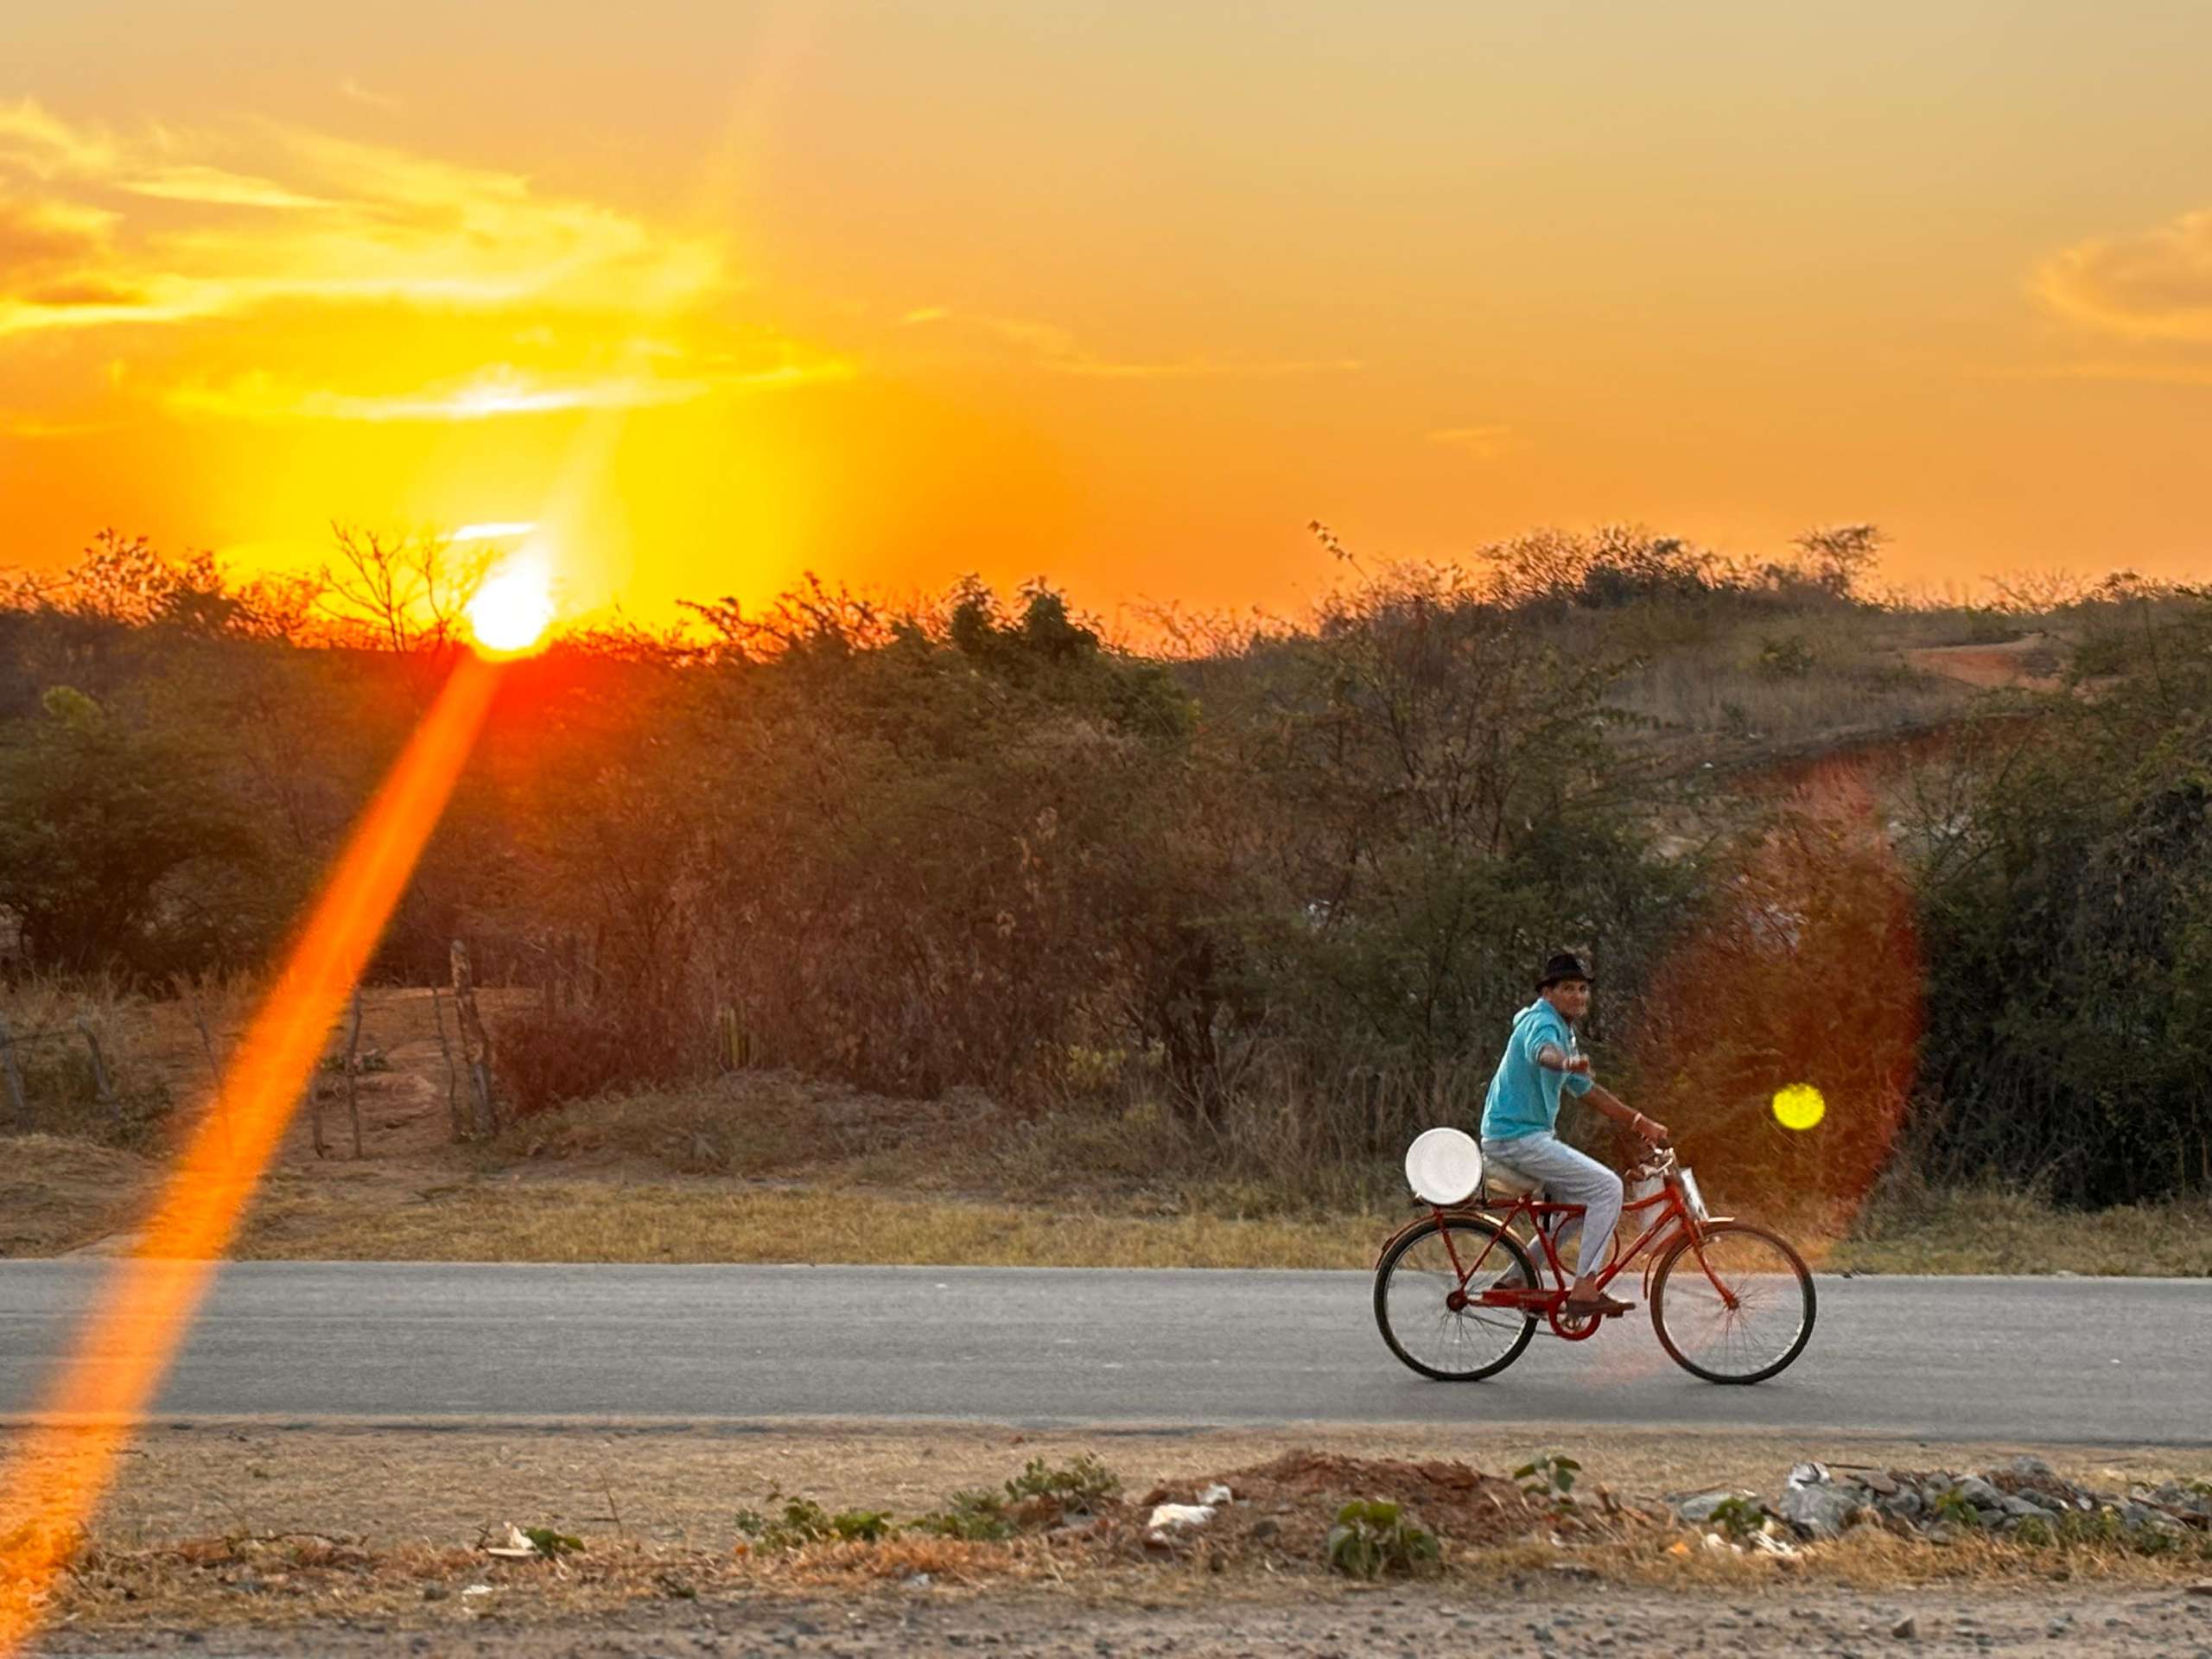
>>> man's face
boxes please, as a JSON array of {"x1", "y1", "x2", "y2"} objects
[{"x1": 1547, "y1": 979, "x2": 1591, "y2": 1022}]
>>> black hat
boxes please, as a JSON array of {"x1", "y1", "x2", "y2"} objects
[{"x1": 1535, "y1": 951, "x2": 1594, "y2": 991}]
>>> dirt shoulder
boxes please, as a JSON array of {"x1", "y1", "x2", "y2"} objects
[{"x1": 7, "y1": 1422, "x2": 2209, "y2": 1657}]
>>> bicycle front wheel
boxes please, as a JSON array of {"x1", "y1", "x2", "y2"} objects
[
  {"x1": 1374, "y1": 1217, "x2": 1537, "y2": 1381},
  {"x1": 1650, "y1": 1222, "x2": 1815, "y2": 1384}
]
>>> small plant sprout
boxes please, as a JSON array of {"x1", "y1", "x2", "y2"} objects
[
  {"x1": 1513, "y1": 1452, "x2": 1582, "y2": 1502},
  {"x1": 1324, "y1": 1498, "x2": 1440, "y2": 1579}
]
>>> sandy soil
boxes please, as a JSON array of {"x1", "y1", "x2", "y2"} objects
[
  {"x1": 31, "y1": 1580, "x2": 2212, "y2": 1656},
  {"x1": 1904, "y1": 635, "x2": 2064, "y2": 691}
]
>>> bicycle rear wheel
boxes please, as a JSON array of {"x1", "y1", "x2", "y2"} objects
[
  {"x1": 1374, "y1": 1217, "x2": 1537, "y2": 1381},
  {"x1": 1649, "y1": 1221, "x2": 1815, "y2": 1384}
]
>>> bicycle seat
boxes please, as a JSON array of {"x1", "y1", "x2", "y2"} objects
[{"x1": 1483, "y1": 1159, "x2": 1545, "y2": 1202}]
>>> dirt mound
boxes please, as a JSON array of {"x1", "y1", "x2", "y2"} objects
[{"x1": 1127, "y1": 1450, "x2": 1663, "y2": 1564}]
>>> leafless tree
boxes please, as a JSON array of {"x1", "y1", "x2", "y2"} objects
[{"x1": 318, "y1": 526, "x2": 485, "y2": 652}]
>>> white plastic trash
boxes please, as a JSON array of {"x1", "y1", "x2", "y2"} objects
[{"x1": 1404, "y1": 1127, "x2": 1483, "y2": 1205}]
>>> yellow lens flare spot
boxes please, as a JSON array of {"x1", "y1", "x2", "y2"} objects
[
  {"x1": 467, "y1": 553, "x2": 556, "y2": 657},
  {"x1": 1773, "y1": 1083, "x2": 1827, "y2": 1132}
]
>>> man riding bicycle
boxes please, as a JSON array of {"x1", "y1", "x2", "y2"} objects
[{"x1": 1480, "y1": 953, "x2": 1669, "y2": 1320}]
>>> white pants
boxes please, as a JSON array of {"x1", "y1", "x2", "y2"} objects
[{"x1": 1482, "y1": 1131, "x2": 1623, "y2": 1280}]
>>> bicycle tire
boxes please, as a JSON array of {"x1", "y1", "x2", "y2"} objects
[
  {"x1": 1649, "y1": 1221, "x2": 1816, "y2": 1384},
  {"x1": 1373, "y1": 1215, "x2": 1538, "y2": 1382}
]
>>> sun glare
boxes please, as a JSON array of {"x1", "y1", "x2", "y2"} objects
[{"x1": 467, "y1": 554, "x2": 556, "y2": 656}]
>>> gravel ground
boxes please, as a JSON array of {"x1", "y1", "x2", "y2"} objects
[{"x1": 34, "y1": 1582, "x2": 2212, "y2": 1657}]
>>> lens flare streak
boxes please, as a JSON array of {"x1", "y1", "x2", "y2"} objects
[{"x1": 0, "y1": 652, "x2": 505, "y2": 1656}]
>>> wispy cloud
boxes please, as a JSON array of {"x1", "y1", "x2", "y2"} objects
[
  {"x1": 2035, "y1": 208, "x2": 2212, "y2": 344},
  {"x1": 163, "y1": 353, "x2": 853, "y2": 423},
  {"x1": 0, "y1": 98, "x2": 728, "y2": 338},
  {"x1": 0, "y1": 99, "x2": 852, "y2": 433},
  {"x1": 1428, "y1": 423, "x2": 1514, "y2": 460},
  {"x1": 908, "y1": 307, "x2": 1360, "y2": 379},
  {"x1": 338, "y1": 79, "x2": 405, "y2": 116}
]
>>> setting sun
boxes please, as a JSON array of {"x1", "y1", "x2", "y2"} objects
[{"x1": 466, "y1": 554, "x2": 556, "y2": 656}]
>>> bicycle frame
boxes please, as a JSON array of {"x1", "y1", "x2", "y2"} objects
[{"x1": 1374, "y1": 1156, "x2": 1736, "y2": 1341}]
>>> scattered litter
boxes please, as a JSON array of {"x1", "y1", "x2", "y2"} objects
[
  {"x1": 1197, "y1": 1484, "x2": 1233, "y2": 1506},
  {"x1": 1147, "y1": 1503, "x2": 1217, "y2": 1532},
  {"x1": 480, "y1": 1522, "x2": 539, "y2": 1560},
  {"x1": 459, "y1": 1584, "x2": 493, "y2": 1599}
]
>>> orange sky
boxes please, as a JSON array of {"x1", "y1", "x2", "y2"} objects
[{"x1": 4, "y1": 2, "x2": 2211, "y2": 621}]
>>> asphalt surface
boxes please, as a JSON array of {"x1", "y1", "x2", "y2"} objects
[{"x1": 0, "y1": 1262, "x2": 2205, "y2": 1442}]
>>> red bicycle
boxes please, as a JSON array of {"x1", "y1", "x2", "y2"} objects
[{"x1": 1373, "y1": 1144, "x2": 1815, "y2": 1384}]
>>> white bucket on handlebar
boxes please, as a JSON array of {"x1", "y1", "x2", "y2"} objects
[{"x1": 1403, "y1": 1128, "x2": 1483, "y2": 1206}]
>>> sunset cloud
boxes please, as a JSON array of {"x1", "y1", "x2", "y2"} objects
[
  {"x1": 0, "y1": 99, "x2": 728, "y2": 337},
  {"x1": 1428, "y1": 423, "x2": 1514, "y2": 460},
  {"x1": 2035, "y1": 207, "x2": 2212, "y2": 343},
  {"x1": 904, "y1": 307, "x2": 1359, "y2": 379},
  {"x1": 164, "y1": 355, "x2": 850, "y2": 423}
]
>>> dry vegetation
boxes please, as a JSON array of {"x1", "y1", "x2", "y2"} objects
[
  {"x1": 4, "y1": 1421, "x2": 2207, "y2": 1641},
  {"x1": 7, "y1": 529, "x2": 2212, "y2": 1273}
]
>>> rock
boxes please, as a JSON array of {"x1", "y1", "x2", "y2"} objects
[
  {"x1": 1878, "y1": 1491, "x2": 1925, "y2": 1519},
  {"x1": 1862, "y1": 1471, "x2": 1899, "y2": 1497},
  {"x1": 1770, "y1": 1478, "x2": 1858, "y2": 1548},
  {"x1": 1954, "y1": 1477, "x2": 2005, "y2": 1509},
  {"x1": 2184, "y1": 1579, "x2": 2212, "y2": 1597},
  {"x1": 2009, "y1": 1455, "x2": 2057, "y2": 1480},
  {"x1": 1891, "y1": 1614, "x2": 1917, "y2": 1639},
  {"x1": 2002, "y1": 1495, "x2": 2052, "y2": 1518}
]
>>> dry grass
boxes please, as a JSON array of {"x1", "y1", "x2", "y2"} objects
[
  {"x1": 1829, "y1": 1185, "x2": 2212, "y2": 1278},
  {"x1": 6, "y1": 1114, "x2": 2202, "y2": 1273},
  {"x1": 233, "y1": 1176, "x2": 1385, "y2": 1268},
  {"x1": 0, "y1": 1133, "x2": 156, "y2": 1255}
]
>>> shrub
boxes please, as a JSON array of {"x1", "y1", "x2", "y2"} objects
[
  {"x1": 491, "y1": 1006, "x2": 634, "y2": 1118},
  {"x1": 909, "y1": 1490, "x2": 1015, "y2": 1541},
  {"x1": 1005, "y1": 1453, "x2": 1121, "y2": 1510},
  {"x1": 1756, "y1": 634, "x2": 1814, "y2": 677},
  {"x1": 734, "y1": 1497, "x2": 893, "y2": 1551},
  {"x1": 1324, "y1": 1498, "x2": 1440, "y2": 1579}
]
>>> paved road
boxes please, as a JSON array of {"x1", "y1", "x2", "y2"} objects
[{"x1": 0, "y1": 1263, "x2": 2205, "y2": 1443}]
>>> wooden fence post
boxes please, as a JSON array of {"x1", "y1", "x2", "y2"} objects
[
  {"x1": 0, "y1": 1009, "x2": 26, "y2": 1122},
  {"x1": 430, "y1": 986, "x2": 466, "y2": 1141},
  {"x1": 449, "y1": 939, "x2": 496, "y2": 1136},
  {"x1": 345, "y1": 986, "x2": 365, "y2": 1160},
  {"x1": 76, "y1": 1016, "x2": 118, "y2": 1122}
]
